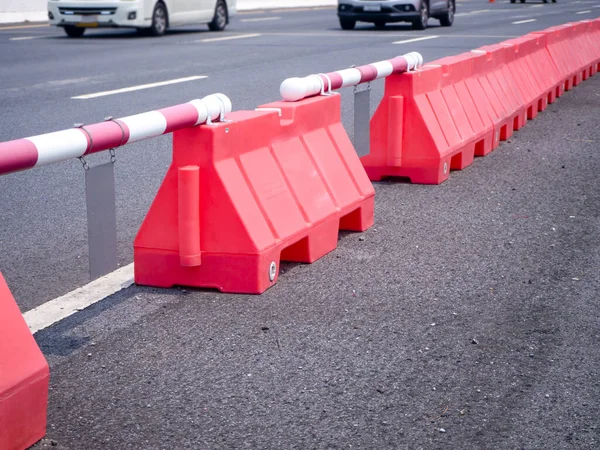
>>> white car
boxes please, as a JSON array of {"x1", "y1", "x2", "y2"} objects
[{"x1": 47, "y1": 0, "x2": 237, "y2": 37}]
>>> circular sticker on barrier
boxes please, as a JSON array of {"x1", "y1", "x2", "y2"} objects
[
  {"x1": 269, "y1": 262, "x2": 277, "y2": 282},
  {"x1": 443, "y1": 162, "x2": 448, "y2": 175}
]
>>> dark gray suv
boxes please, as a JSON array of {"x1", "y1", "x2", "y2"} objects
[{"x1": 338, "y1": 0, "x2": 455, "y2": 30}]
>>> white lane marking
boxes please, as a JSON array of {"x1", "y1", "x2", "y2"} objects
[
  {"x1": 512, "y1": 19, "x2": 537, "y2": 24},
  {"x1": 575, "y1": 10, "x2": 592, "y2": 14},
  {"x1": 23, "y1": 264, "x2": 134, "y2": 334},
  {"x1": 241, "y1": 17, "x2": 281, "y2": 22},
  {"x1": 200, "y1": 33, "x2": 261, "y2": 42},
  {"x1": 530, "y1": 4, "x2": 543, "y2": 7},
  {"x1": 393, "y1": 35, "x2": 439, "y2": 44},
  {"x1": 455, "y1": 9, "x2": 497, "y2": 16},
  {"x1": 72, "y1": 75, "x2": 207, "y2": 99},
  {"x1": 10, "y1": 36, "x2": 41, "y2": 41},
  {"x1": 0, "y1": 24, "x2": 48, "y2": 30},
  {"x1": 262, "y1": 31, "x2": 517, "y2": 38}
]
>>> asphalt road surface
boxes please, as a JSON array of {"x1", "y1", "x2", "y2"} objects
[{"x1": 1, "y1": 0, "x2": 599, "y2": 448}]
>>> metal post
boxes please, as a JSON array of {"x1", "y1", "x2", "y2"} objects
[
  {"x1": 82, "y1": 153, "x2": 118, "y2": 280},
  {"x1": 353, "y1": 83, "x2": 371, "y2": 157}
]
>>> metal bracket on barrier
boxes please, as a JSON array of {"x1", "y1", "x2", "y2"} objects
[
  {"x1": 353, "y1": 81, "x2": 371, "y2": 158},
  {"x1": 318, "y1": 73, "x2": 334, "y2": 96},
  {"x1": 104, "y1": 116, "x2": 128, "y2": 147},
  {"x1": 206, "y1": 97, "x2": 230, "y2": 126},
  {"x1": 78, "y1": 155, "x2": 90, "y2": 171},
  {"x1": 216, "y1": 95, "x2": 231, "y2": 123},
  {"x1": 75, "y1": 122, "x2": 94, "y2": 153},
  {"x1": 255, "y1": 108, "x2": 282, "y2": 117}
]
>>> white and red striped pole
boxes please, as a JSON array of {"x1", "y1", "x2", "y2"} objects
[
  {"x1": 0, "y1": 93, "x2": 232, "y2": 176},
  {"x1": 279, "y1": 52, "x2": 423, "y2": 102}
]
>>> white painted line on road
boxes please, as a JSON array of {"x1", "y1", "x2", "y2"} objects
[
  {"x1": 575, "y1": 10, "x2": 592, "y2": 14},
  {"x1": 241, "y1": 16, "x2": 281, "y2": 22},
  {"x1": 23, "y1": 264, "x2": 134, "y2": 334},
  {"x1": 263, "y1": 31, "x2": 517, "y2": 39},
  {"x1": 530, "y1": 4, "x2": 543, "y2": 7},
  {"x1": 200, "y1": 33, "x2": 261, "y2": 42},
  {"x1": 0, "y1": 24, "x2": 48, "y2": 30},
  {"x1": 512, "y1": 19, "x2": 537, "y2": 24},
  {"x1": 394, "y1": 35, "x2": 439, "y2": 45},
  {"x1": 72, "y1": 75, "x2": 208, "y2": 99},
  {"x1": 455, "y1": 9, "x2": 495, "y2": 16},
  {"x1": 9, "y1": 36, "x2": 40, "y2": 41}
]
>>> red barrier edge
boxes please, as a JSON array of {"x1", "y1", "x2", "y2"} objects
[{"x1": 0, "y1": 273, "x2": 49, "y2": 450}]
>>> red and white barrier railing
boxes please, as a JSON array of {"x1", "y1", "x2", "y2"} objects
[
  {"x1": 279, "y1": 52, "x2": 423, "y2": 102},
  {"x1": 0, "y1": 93, "x2": 232, "y2": 176}
]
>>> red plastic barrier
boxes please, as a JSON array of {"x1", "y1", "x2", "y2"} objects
[
  {"x1": 532, "y1": 22, "x2": 599, "y2": 91},
  {"x1": 361, "y1": 20, "x2": 600, "y2": 185},
  {"x1": 0, "y1": 273, "x2": 49, "y2": 450},
  {"x1": 134, "y1": 94, "x2": 374, "y2": 294},
  {"x1": 501, "y1": 33, "x2": 563, "y2": 108},
  {"x1": 362, "y1": 48, "x2": 525, "y2": 184}
]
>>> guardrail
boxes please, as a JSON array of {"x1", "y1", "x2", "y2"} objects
[
  {"x1": 0, "y1": 94, "x2": 232, "y2": 279},
  {"x1": 279, "y1": 52, "x2": 423, "y2": 158}
]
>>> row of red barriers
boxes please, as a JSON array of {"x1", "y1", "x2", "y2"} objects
[
  {"x1": 361, "y1": 18, "x2": 600, "y2": 184},
  {"x1": 3, "y1": 18, "x2": 599, "y2": 450}
]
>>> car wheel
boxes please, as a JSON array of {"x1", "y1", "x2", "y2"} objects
[
  {"x1": 439, "y1": 0, "x2": 454, "y2": 27},
  {"x1": 208, "y1": 0, "x2": 227, "y2": 32},
  {"x1": 150, "y1": 2, "x2": 167, "y2": 36},
  {"x1": 412, "y1": 1, "x2": 428, "y2": 30},
  {"x1": 510, "y1": 0, "x2": 516, "y2": 2},
  {"x1": 340, "y1": 18, "x2": 356, "y2": 30},
  {"x1": 374, "y1": 20, "x2": 386, "y2": 29},
  {"x1": 64, "y1": 26, "x2": 85, "y2": 38},
  {"x1": 520, "y1": 0, "x2": 525, "y2": 3}
]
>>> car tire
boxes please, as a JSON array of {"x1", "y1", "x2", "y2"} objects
[
  {"x1": 150, "y1": 2, "x2": 168, "y2": 36},
  {"x1": 439, "y1": 0, "x2": 454, "y2": 27},
  {"x1": 510, "y1": 0, "x2": 516, "y2": 3},
  {"x1": 520, "y1": 0, "x2": 526, "y2": 3},
  {"x1": 340, "y1": 18, "x2": 356, "y2": 30},
  {"x1": 208, "y1": 0, "x2": 228, "y2": 32},
  {"x1": 64, "y1": 26, "x2": 85, "y2": 38},
  {"x1": 412, "y1": 1, "x2": 429, "y2": 30},
  {"x1": 374, "y1": 20, "x2": 386, "y2": 29}
]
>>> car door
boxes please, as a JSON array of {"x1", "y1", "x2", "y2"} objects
[
  {"x1": 430, "y1": 0, "x2": 447, "y2": 13},
  {"x1": 171, "y1": 0, "x2": 214, "y2": 25}
]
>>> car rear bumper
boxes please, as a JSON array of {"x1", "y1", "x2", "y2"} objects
[{"x1": 338, "y1": 11, "x2": 420, "y2": 22}]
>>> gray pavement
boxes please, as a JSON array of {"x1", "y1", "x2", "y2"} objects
[
  {"x1": 35, "y1": 73, "x2": 600, "y2": 449},
  {"x1": 0, "y1": 1, "x2": 599, "y2": 448}
]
